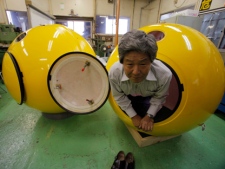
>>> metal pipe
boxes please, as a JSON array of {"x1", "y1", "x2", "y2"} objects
[
  {"x1": 157, "y1": 0, "x2": 162, "y2": 23},
  {"x1": 114, "y1": 0, "x2": 120, "y2": 46},
  {"x1": 131, "y1": 0, "x2": 136, "y2": 30},
  {"x1": 113, "y1": 0, "x2": 116, "y2": 35},
  {"x1": 113, "y1": 0, "x2": 116, "y2": 17},
  {"x1": 93, "y1": 0, "x2": 96, "y2": 36}
]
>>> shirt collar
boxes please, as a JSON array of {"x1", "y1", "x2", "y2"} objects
[
  {"x1": 121, "y1": 72, "x2": 129, "y2": 81},
  {"x1": 146, "y1": 70, "x2": 157, "y2": 81},
  {"x1": 121, "y1": 69, "x2": 157, "y2": 81}
]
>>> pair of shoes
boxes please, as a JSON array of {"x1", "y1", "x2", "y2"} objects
[{"x1": 111, "y1": 151, "x2": 135, "y2": 169}]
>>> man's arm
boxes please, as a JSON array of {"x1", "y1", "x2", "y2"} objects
[
  {"x1": 109, "y1": 78, "x2": 143, "y2": 127},
  {"x1": 109, "y1": 78, "x2": 136, "y2": 117},
  {"x1": 140, "y1": 69, "x2": 172, "y2": 131},
  {"x1": 147, "y1": 70, "x2": 172, "y2": 117}
]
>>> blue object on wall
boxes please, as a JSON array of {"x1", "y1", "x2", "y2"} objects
[{"x1": 218, "y1": 93, "x2": 225, "y2": 113}]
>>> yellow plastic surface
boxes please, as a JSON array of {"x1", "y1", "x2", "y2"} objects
[
  {"x1": 106, "y1": 23, "x2": 225, "y2": 136},
  {"x1": 2, "y1": 24, "x2": 96, "y2": 113},
  {"x1": 2, "y1": 53, "x2": 23, "y2": 104}
]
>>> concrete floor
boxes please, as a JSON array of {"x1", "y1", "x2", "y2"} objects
[{"x1": 0, "y1": 83, "x2": 225, "y2": 169}]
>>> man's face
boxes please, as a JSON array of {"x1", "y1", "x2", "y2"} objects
[{"x1": 123, "y1": 51, "x2": 151, "y2": 83}]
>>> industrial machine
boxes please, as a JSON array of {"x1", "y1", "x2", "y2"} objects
[
  {"x1": 91, "y1": 34, "x2": 113, "y2": 58},
  {"x1": 0, "y1": 24, "x2": 20, "y2": 71}
]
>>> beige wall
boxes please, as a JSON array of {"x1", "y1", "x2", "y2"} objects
[
  {"x1": 0, "y1": 0, "x2": 225, "y2": 28},
  {"x1": 0, "y1": 0, "x2": 7, "y2": 23},
  {"x1": 141, "y1": 0, "x2": 161, "y2": 26},
  {"x1": 3, "y1": 0, "x2": 26, "y2": 11},
  {"x1": 159, "y1": 0, "x2": 225, "y2": 14},
  {"x1": 0, "y1": 0, "x2": 27, "y2": 24},
  {"x1": 29, "y1": 0, "x2": 50, "y2": 14},
  {"x1": 159, "y1": 0, "x2": 197, "y2": 14},
  {"x1": 210, "y1": 0, "x2": 225, "y2": 9},
  {"x1": 51, "y1": 0, "x2": 94, "y2": 17},
  {"x1": 50, "y1": 0, "x2": 149, "y2": 29}
]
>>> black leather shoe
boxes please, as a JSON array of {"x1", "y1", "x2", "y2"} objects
[
  {"x1": 111, "y1": 151, "x2": 125, "y2": 169},
  {"x1": 125, "y1": 152, "x2": 135, "y2": 169}
]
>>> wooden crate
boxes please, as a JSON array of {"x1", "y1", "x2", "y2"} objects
[{"x1": 125, "y1": 125, "x2": 180, "y2": 147}]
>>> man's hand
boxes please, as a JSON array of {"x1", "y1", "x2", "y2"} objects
[
  {"x1": 139, "y1": 115, "x2": 154, "y2": 131},
  {"x1": 131, "y1": 115, "x2": 142, "y2": 127}
]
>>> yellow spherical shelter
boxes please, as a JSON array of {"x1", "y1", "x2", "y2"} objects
[
  {"x1": 106, "y1": 23, "x2": 225, "y2": 136},
  {"x1": 2, "y1": 24, "x2": 110, "y2": 115}
]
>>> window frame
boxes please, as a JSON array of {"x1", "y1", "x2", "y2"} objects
[
  {"x1": 95, "y1": 15, "x2": 130, "y2": 35},
  {"x1": 54, "y1": 15, "x2": 93, "y2": 39}
]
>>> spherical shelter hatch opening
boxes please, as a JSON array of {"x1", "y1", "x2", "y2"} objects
[
  {"x1": 144, "y1": 30, "x2": 184, "y2": 122},
  {"x1": 153, "y1": 60, "x2": 183, "y2": 123}
]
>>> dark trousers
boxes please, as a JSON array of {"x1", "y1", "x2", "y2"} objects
[
  {"x1": 127, "y1": 95, "x2": 174, "y2": 123},
  {"x1": 127, "y1": 95, "x2": 151, "y2": 118}
]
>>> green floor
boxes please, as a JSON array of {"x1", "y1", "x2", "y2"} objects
[{"x1": 0, "y1": 83, "x2": 225, "y2": 169}]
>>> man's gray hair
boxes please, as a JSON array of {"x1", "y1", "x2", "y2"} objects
[{"x1": 118, "y1": 29, "x2": 158, "y2": 63}]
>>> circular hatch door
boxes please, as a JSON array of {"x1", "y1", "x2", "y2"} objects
[{"x1": 48, "y1": 52, "x2": 110, "y2": 114}]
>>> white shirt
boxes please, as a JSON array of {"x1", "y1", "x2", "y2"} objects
[{"x1": 108, "y1": 60, "x2": 172, "y2": 118}]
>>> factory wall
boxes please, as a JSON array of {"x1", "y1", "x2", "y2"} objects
[
  {"x1": 159, "y1": 0, "x2": 225, "y2": 14},
  {"x1": 0, "y1": 0, "x2": 225, "y2": 30},
  {"x1": 0, "y1": 0, "x2": 27, "y2": 24},
  {"x1": 0, "y1": 0, "x2": 26, "y2": 11},
  {"x1": 0, "y1": 0, "x2": 7, "y2": 24}
]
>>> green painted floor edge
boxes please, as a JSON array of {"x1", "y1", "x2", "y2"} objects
[{"x1": 0, "y1": 83, "x2": 225, "y2": 169}]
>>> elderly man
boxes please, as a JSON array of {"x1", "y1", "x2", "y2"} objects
[{"x1": 108, "y1": 29, "x2": 172, "y2": 131}]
